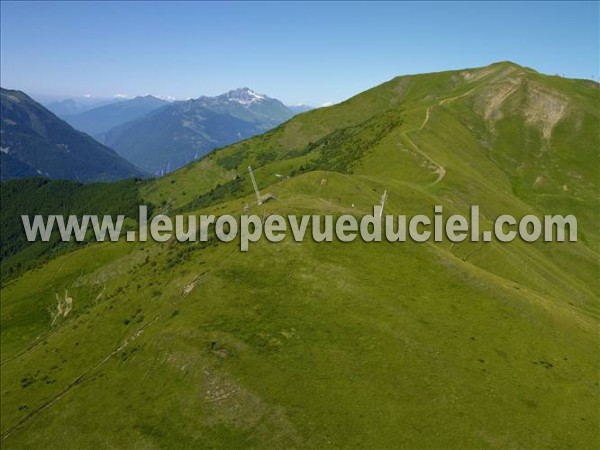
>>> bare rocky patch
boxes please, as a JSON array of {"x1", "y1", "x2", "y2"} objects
[
  {"x1": 49, "y1": 289, "x2": 73, "y2": 326},
  {"x1": 524, "y1": 82, "x2": 569, "y2": 140}
]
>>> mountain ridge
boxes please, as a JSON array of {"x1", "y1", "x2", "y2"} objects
[
  {"x1": 62, "y1": 95, "x2": 170, "y2": 138},
  {"x1": 0, "y1": 88, "x2": 146, "y2": 182},
  {"x1": 1, "y1": 62, "x2": 598, "y2": 449},
  {"x1": 103, "y1": 88, "x2": 297, "y2": 175}
]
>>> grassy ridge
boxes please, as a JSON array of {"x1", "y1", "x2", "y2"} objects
[{"x1": 0, "y1": 62, "x2": 598, "y2": 448}]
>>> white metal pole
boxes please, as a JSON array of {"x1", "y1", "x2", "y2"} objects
[
  {"x1": 248, "y1": 166, "x2": 262, "y2": 205},
  {"x1": 379, "y1": 189, "x2": 387, "y2": 218}
]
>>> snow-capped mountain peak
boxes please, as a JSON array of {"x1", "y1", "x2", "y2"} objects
[{"x1": 222, "y1": 87, "x2": 268, "y2": 105}]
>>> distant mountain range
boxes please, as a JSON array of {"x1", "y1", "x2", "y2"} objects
[
  {"x1": 62, "y1": 95, "x2": 170, "y2": 137},
  {"x1": 45, "y1": 90, "x2": 312, "y2": 176},
  {"x1": 103, "y1": 88, "x2": 299, "y2": 175},
  {"x1": 45, "y1": 96, "x2": 121, "y2": 116},
  {"x1": 0, "y1": 88, "x2": 145, "y2": 182},
  {"x1": 287, "y1": 104, "x2": 314, "y2": 114},
  {"x1": 1, "y1": 88, "x2": 311, "y2": 181}
]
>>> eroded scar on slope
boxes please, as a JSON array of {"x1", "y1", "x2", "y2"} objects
[
  {"x1": 50, "y1": 289, "x2": 73, "y2": 326},
  {"x1": 524, "y1": 82, "x2": 568, "y2": 140}
]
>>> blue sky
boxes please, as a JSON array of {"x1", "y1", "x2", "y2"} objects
[{"x1": 1, "y1": 1, "x2": 598, "y2": 105}]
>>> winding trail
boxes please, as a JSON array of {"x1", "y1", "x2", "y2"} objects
[
  {"x1": 439, "y1": 88, "x2": 476, "y2": 106},
  {"x1": 419, "y1": 106, "x2": 432, "y2": 130},
  {"x1": 401, "y1": 88, "x2": 476, "y2": 187},
  {"x1": 401, "y1": 105, "x2": 445, "y2": 186},
  {"x1": 402, "y1": 132, "x2": 446, "y2": 186}
]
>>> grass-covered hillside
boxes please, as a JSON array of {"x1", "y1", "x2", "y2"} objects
[{"x1": 1, "y1": 62, "x2": 598, "y2": 449}]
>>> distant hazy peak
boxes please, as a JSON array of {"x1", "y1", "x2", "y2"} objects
[{"x1": 127, "y1": 94, "x2": 168, "y2": 103}]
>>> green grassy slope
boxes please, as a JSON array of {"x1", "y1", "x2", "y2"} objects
[{"x1": 1, "y1": 62, "x2": 598, "y2": 449}]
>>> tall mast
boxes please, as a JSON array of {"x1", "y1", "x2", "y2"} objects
[
  {"x1": 379, "y1": 189, "x2": 387, "y2": 218},
  {"x1": 247, "y1": 166, "x2": 262, "y2": 205}
]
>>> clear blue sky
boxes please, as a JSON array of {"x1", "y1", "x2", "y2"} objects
[{"x1": 1, "y1": 1, "x2": 598, "y2": 105}]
